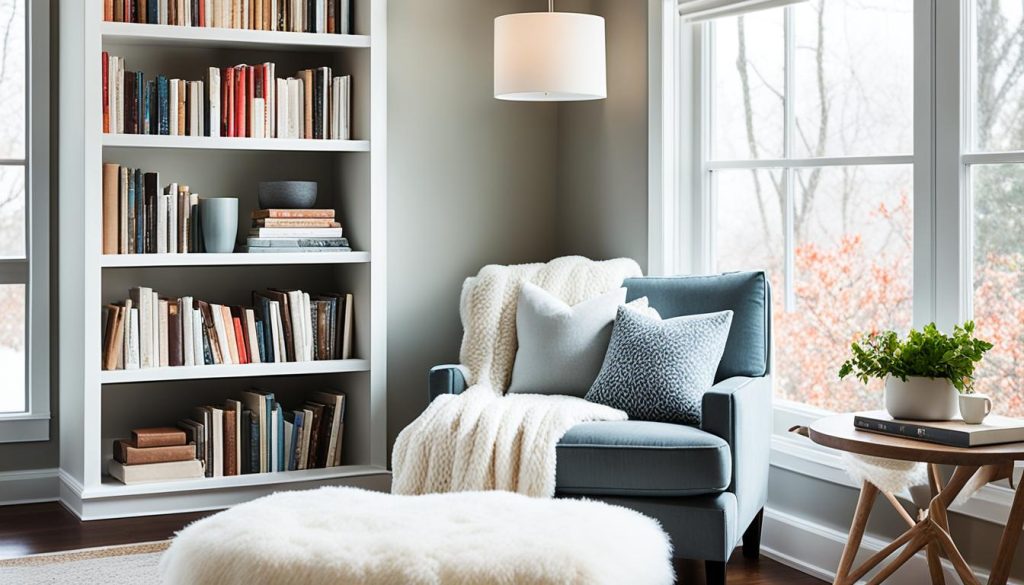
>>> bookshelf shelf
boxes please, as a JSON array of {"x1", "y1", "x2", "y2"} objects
[
  {"x1": 99, "y1": 359, "x2": 370, "y2": 384},
  {"x1": 89, "y1": 465, "x2": 388, "y2": 498},
  {"x1": 101, "y1": 22, "x2": 372, "y2": 51},
  {"x1": 102, "y1": 134, "x2": 370, "y2": 152},
  {"x1": 100, "y1": 251, "x2": 370, "y2": 268},
  {"x1": 59, "y1": 0, "x2": 388, "y2": 519}
]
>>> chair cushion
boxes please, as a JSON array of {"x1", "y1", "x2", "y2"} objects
[
  {"x1": 555, "y1": 421, "x2": 732, "y2": 497},
  {"x1": 624, "y1": 272, "x2": 770, "y2": 383}
]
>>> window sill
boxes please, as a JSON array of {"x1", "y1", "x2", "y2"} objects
[
  {"x1": 0, "y1": 414, "x2": 50, "y2": 443},
  {"x1": 771, "y1": 401, "x2": 1018, "y2": 528}
]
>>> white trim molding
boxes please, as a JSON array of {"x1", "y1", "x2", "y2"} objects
[
  {"x1": 0, "y1": 468, "x2": 59, "y2": 507},
  {"x1": 0, "y1": 414, "x2": 50, "y2": 443},
  {"x1": 762, "y1": 506, "x2": 1023, "y2": 585}
]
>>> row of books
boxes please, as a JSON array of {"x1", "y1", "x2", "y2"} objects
[
  {"x1": 245, "y1": 208, "x2": 348, "y2": 252},
  {"x1": 103, "y1": 56, "x2": 352, "y2": 140},
  {"x1": 102, "y1": 164, "x2": 209, "y2": 255},
  {"x1": 101, "y1": 287, "x2": 354, "y2": 371},
  {"x1": 104, "y1": 0, "x2": 354, "y2": 35},
  {"x1": 108, "y1": 388, "x2": 347, "y2": 484}
]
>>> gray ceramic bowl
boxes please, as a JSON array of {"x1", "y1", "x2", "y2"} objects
[{"x1": 258, "y1": 181, "x2": 318, "y2": 209}]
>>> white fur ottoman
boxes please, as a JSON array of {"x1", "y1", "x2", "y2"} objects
[{"x1": 160, "y1": 487, "x2": 674, "y2": 585}]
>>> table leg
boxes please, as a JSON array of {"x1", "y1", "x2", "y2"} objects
[
  {"x1": 926, "y1": 464, "x2": 947, "y2": 584},
  {"x1": 988, "y1": 474, "x2": 1024, "y2": 585},
  {"x1": 865, "y1": 533, "x2": 930, "y2": 585},
  {"x1": 834, "y1": 481, "x2": 878, "y2": 585},
  {"x1": 932, "y1": 522, "x2": 981, "y2": 585},
  {"x1": 843, "y1": 467, "x2": 978, "y2": 585}
]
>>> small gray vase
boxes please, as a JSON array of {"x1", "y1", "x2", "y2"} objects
[{"x1": 199, "y1": 197, "x2": 239, "y2": 254}]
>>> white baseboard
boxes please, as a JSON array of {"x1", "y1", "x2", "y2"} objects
[
  {"x1": 761, "y1": 506, "x2": 1020, "y2": 584},
  {"x1": 0, "y1": 468, "x2": 60, "y2": 506}
]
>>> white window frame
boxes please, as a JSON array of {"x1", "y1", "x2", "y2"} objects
[
  {"x1": 650, "y1": 0, "x2": 1021, "y2": 522},
  {"x1": 0, "y1": 0, "x2": 50, "y2": 443}
]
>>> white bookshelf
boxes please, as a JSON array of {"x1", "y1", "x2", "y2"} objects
[
  {"x1": 101, "y1": 21, "x2": 373, "y2": 51},
  {"x1": 58, "y1": 1, "x2": 389, "y2": 519},
  {"x1": 100, "y1": 251, "x2": 370, "y2": 267},
  {"x1": 102, "y1": 134, "x2": 370, "y2": 152},
  {"x1": 99, "y1": 359, "x2": 371, "y2": 384}
]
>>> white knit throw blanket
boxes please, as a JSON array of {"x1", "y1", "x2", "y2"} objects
[{"x1": 391, "y1": 256, "x2": 643, "y2": 497}]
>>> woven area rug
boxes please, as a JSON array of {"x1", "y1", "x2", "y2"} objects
[{"x1": 0, "y1": 541, "x2": 168, "y2": 584}]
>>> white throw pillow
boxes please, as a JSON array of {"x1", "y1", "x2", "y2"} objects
[{"x1": 507, "y1": 283, "x2": 653, "y2": 397}]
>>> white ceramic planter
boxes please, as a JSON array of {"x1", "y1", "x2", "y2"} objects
[{"x1": 884, "y1": 376, "x2": 959, "y2": 421}]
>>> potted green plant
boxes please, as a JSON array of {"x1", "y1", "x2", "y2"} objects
[{"x1": 839, "y1": 321, "x2": 993, "y2": 421}]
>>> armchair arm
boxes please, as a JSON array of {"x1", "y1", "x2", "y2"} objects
[
  {"x1": 701, "y1": 376, "x2": 772, "y2": 532},
  {"x1": 428, "y1": 364, "x2": 470, "y2": 402}
]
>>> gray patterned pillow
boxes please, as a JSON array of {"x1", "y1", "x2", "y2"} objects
[{"x1": 585, "y1": 306, "x2": 733, "y2": 425}]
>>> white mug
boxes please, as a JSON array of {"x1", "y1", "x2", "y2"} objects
[{"x1": 959, "y1": 393, "x2": 993, "y2": 425}]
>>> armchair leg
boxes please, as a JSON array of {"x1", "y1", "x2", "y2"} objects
[
  {"x1": 742, "y1": 508, "x2": 765, "y2": 560},
  {"x1": 705, "y1": 560, "x2": 726, "y2": 585}
]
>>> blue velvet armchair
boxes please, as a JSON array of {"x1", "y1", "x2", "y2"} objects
[{"x1": 428, "y1": 271, "x2": 772, "y2": 585}]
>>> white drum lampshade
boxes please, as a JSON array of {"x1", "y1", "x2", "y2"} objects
[{"x1": 494, "y1": 11, "x2": 607, "y2": 101}]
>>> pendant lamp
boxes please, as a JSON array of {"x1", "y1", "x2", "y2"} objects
[{"x1": 494, "y1": 1, "x2": 607, "y2": 101}]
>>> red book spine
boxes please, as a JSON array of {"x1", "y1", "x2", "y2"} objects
[
  {"x1": 102, "y1": 52, "x2": 109, "y2": 133},
  {"x1": 223, "y1": 67, "x2": 234, "y2": 137},
  {"x1": 104, "y1": 0, "x2": 113, "y2": 22},
  {"x1": 232, "y1": 317, "x2": 248, "y2": 364},
  {"x1": 198, "y1": 0, "x2": 205, "y2": 28},
  {"x1": 247, "y1": 65, "x2": 255, "y2": 138},
  {"x1": 235, "y1": 66, "x2": 246, "y2": 138}
]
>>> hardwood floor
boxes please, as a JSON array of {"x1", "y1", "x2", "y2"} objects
[
  {"x1": 0, "y1": 502, "x2": 825, "y2": 584},
  {"x1": 0, "y1": 502, "x2": 213, "y2": 560}
]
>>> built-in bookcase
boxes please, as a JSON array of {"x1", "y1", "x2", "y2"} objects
[{"x1": 58, "y1": 1, "x2": 388, "y2": 520}]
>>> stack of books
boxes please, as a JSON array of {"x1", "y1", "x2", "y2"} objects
[
  {"x1": 108, "y1": 427, "x2": 204, "y2": 485},
  {"x1": 103, "y1": 0, "x2": 354, "y2": 35},
  {"x1": 102, "y1": 56, "x2": 352, "y2": 141},
  {"x1": 245, "y1": 208, "x2": 349, "y2": 253},
  {"x1": 102, "y1": 164, "x2": 206, "y2": 255},
  {"x1": 101, "y1": 286, "x2": 354, "y2": 371}
]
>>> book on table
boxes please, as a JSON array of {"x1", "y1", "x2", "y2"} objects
[{"x1": 853, "y1": 410, "x2": 1024, "y2": 447}]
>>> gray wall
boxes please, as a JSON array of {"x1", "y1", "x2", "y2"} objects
[
  {"x1": 386, "y1": 0, "x2": 559, "y2": 456},
  {"x1": 556, "y1": 0, "x2": 649, "y2": 268}
]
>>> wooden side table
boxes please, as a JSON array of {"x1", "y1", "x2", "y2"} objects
[{"x1": 809, "y1": 413, "x2": 1024, "y2": 585}]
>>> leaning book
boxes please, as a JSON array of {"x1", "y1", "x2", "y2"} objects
[{"x1": 853, "y1": 410, "x2": 1024, "y2": 448}]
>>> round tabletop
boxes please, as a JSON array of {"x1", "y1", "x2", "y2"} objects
[{"x1": 808, "y1": 413, "x2": 1024, "y2": 465}]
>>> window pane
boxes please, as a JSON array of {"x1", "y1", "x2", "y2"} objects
[
  {"x1": 710, "y1": 8, "x2": 785, "y2": 160},
  {"x1": 714, "y1": 168, "x2": 784, "y2": 277},
  {"x1": 972, "y1": 1, "x2": 1024, "y2": 151},
  {"x1": 972, "y1": 164, "x2": 1024, "y2": 416},
  {"x1": 713, "y1": 170, "x2": 787, "y2": 392},
  {"x1": 782, "y1": 165, "x2": 913, "y2": 411},
  {"x1": 0, "y1": 283, "x2": 25, "y2": 413},
  {"x1": 793, "y1": 0, "x2": 913, "y2": 158},
  {"x1": 0, "y1": 164, "x2": 24, "y2": 258},
  {"x1": 0, "y1": 0, "x2": 25, "y2": 159}
]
